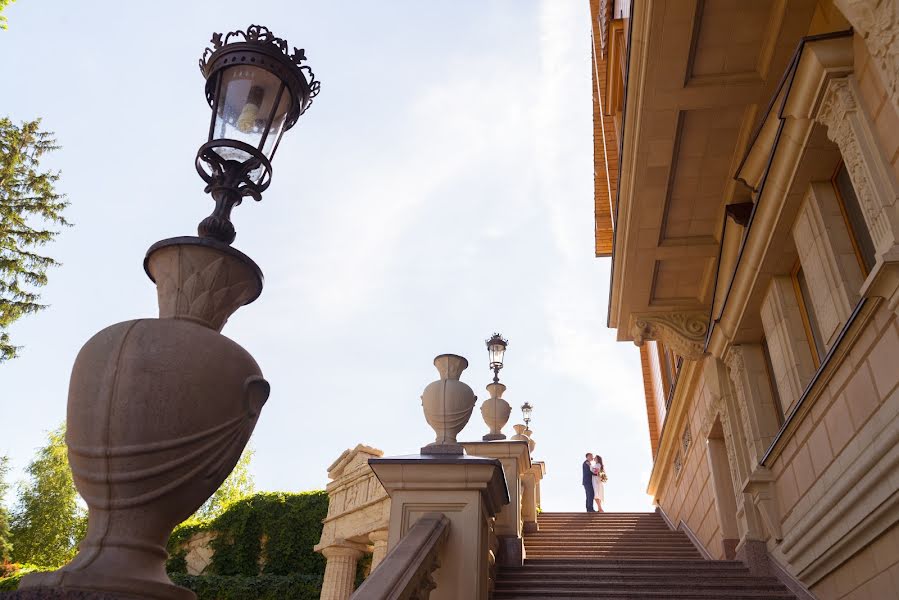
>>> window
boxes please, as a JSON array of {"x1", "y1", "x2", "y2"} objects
[
  {"x1": 761, "y1": 338, "x2": 785, "y2": 425},
  {"x1": 791, "y1": 262, "x2": 825, "y2": 365},
  {"x1": 833, "y1": 162, "x2": 876, "y2": 275}
]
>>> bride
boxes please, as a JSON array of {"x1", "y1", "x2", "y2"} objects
[{"x1": 590, "y1": 454, "x2": 606, "y2": 512}]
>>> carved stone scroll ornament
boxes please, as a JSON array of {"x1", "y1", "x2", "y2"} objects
[
  {"x1": 630, "y1": 311, "x2": 709, "y2": 360},
  {"x1": 835, "y1": 0, "x2": 899, "y2": 113}
]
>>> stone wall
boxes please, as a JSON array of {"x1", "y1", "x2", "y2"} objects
[{"x1": 657, "y1": 374, "x2": 726, "y2": 559}]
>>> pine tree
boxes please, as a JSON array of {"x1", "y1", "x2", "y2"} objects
[
  {"x1": 0, "y1": 455, "x2": 12, "y2": 562},
  {"x1": 0, "y1": 118, "x2": 70, "y2": 361},
  {"x1": 9, "y1": 425, "x2": 85, "y2": 567},
  {"x1": 194, "y1": 447, "x2": 255, "y2": 520}
]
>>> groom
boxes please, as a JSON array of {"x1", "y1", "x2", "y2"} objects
[{"x1": 582, "y1": 452, "x2": 595, "y2": 512}]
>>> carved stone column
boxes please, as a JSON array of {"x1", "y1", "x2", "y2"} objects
[
  {"x1": 321, "y1": 543, "x2": 366, "y2": 600},
  {"x1": 368, "y1": 529, "x2": 389, "y2": 572},
  {"x1": 816, "y1": 76, "x2": 899, "y2": 260},
  {"x1": 724, "y1": 345, "x2": 782, "y2": 463},
  {"x1": 630, "y1": 311, "x2": 709, "y2": 360},
  {"x1": 834, "y1": 0, "x2": 899, "y2": 114}
]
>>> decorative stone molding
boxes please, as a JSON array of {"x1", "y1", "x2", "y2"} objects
[
  {"x1": 724, "y1": 346, "x2": 765, "y2": 463},
  {"x1": 835, "y1": 0, "x2": 899, "y2": 113},
  {"x1": 816, "y1": 76, "x2": 899, "y2": 256},
  {"x1": 681, "y1": 423, "x2": 692, "y2": 453},
  {"x1": 630, "y1": 311, "x2": 709, "y2": 360}
]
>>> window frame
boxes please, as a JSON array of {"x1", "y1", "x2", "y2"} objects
[
  {"x1": 790, "y1": 260, "x2": 824, "y2": 367},
  {"x1": 761, "y1": 337, "x2": 785, "y2": 426},
  {"x1": 831, "y1": 161, "x2": 875, "y2": 277}
]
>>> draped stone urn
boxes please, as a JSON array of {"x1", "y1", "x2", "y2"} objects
[
  {"x1": 20, "y1": 236, "x2": 270, "y2": 600},
  {"x1": 480, "y1": 382, "x2": 511, "y2": 441},
  {"x1": 421, "y1": 354, "x2": 476, "y2": 455}
]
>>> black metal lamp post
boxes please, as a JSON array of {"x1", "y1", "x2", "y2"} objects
[
  {"x1": 196, "y1": 24, "x2": 321, "y2": 244},
  {"x1": 486, "y1": 333, "x2": 508, "y2": 384},
  {"x1": 521, "y1": 401, "x2": 533, "y2": 429}
]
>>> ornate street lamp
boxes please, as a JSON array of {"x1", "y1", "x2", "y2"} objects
[
  {"x1": 19, "y1": 25, "x2": 321, "y2": 598},
  {"x1": 521, "y1": 401, "x2": 533, "y2": 428},
  {"x1": 196, "y1": 24, "x2": 321, "y2": 244},
  {"x1": 485, "y1": 332, "x2": 508, "y2": 383}
]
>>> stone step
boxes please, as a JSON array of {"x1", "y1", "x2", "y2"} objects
[
  {"x1": 527, "y1": 552, "x2": 700, "y2": 561},
  {"x1": 497, "y1": 570, "x2": 783, "y2": 590},
  {"x1": 521, "y1": 559, "x2": 746, "y2": 567},
  {"x1": 492, "y1": 591, "x2": 795, "y2": 600}
]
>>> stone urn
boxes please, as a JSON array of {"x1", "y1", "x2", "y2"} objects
[
  {"x1": 20, "y1": 237, "x2": 269, "y2": 600},
  {"x1": 524, "y1": 428, "x2": 536, "y2": 453},
  {"x1": 481, "y1": 382, "x2": 511, "y2": 441},
  {"x1": 421, "y1": 354, "x2": 476, "y2": 455},
  {"x1": 510, "y1": 424, "x2": 529, "y2": 442}
]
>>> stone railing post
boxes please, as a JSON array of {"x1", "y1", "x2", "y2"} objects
[
  {"x1": 320, "y1": 542, "x2": 367, "y2": 600},
  {"x1": 369, "y1": 456, "x2": 508, "y2": 600},
  {"x1": 462, "y1": 440, "x2": 531, "y2": 566}
]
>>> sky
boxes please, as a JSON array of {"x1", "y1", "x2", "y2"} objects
[{"x1": 0, "y1": 0, "x2": 653, "y2": 513}]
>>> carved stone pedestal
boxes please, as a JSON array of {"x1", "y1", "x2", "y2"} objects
[
  {"x1": 369, "y1": 454, "x2": 508, "y2": 600},
  {"x1": 461, "y1": 440, "x2": 531, "y2": 566}
]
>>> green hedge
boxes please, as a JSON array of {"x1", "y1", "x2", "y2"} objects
[
  {"x1": 167, "y1": 491, "x2": 329, "y2": 578},
  {"x1": 170, "y1": 573, "x2": 321, "y2": 600}
]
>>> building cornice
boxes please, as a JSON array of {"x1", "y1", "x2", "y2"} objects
[{"x1": 608, "y1": 0, "x2": 651, "y2": 329}]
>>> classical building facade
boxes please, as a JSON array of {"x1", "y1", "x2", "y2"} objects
[{"x1": 599, "y1": 0, "x2": 899, "y2": 598}]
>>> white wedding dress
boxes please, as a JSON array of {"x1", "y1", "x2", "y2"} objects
[{"x1": 591, "y1": 465, "x2": 605, "y2": 503}]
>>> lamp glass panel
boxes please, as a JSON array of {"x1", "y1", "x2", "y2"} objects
[
  {"x1": 211, "y1": 65, "x2": 284, "y2": 168},
  {"x1": 259, "y1": 83, "x2": 291, "y2": 160},
  {"x1": 488, "y1": 343, "x2": 505, "y2": 366}
]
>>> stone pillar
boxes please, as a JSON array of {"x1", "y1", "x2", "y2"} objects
[
  {"x1": 520, "y1": 468, "x2": 538, "y2": 534},
  {"x1": 320, "y1": 543, "x2": 365, "y2": 600},
  {"x1": 369, "y1": 455, "x2": 508, "y2": 600},
  {"x1": 533, "y1": 461, "x2": 545, "y2": 511},
  {"x1": 706, "y1": 435, "x2": 739, "y2": 559},
  {"x1": 461, "y1": 440, "x2": 530, "y2": 566},
  {"x1": 368, "y1": 529, "x2": 389, "y2": 572}
]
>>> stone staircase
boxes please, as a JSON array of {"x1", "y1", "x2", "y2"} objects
[{"x1": 492, "y1": 512, "x2": 797, "y2": 599}]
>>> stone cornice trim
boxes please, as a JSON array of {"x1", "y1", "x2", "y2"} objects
[{"x1": 608, "y1": 0, "x2": 653, "y2": 329}]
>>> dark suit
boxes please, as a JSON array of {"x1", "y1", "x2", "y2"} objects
[{"x1": 582, "y1": 460, "x2": 595, "y2": 512}]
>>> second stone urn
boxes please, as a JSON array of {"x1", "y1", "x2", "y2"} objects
[
  {"x1": 421, "y1": 354, "x2": 477, "y2": 455},
  {"x1": 481, "y1": 382, "x2": 512, "y2": 441}
]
